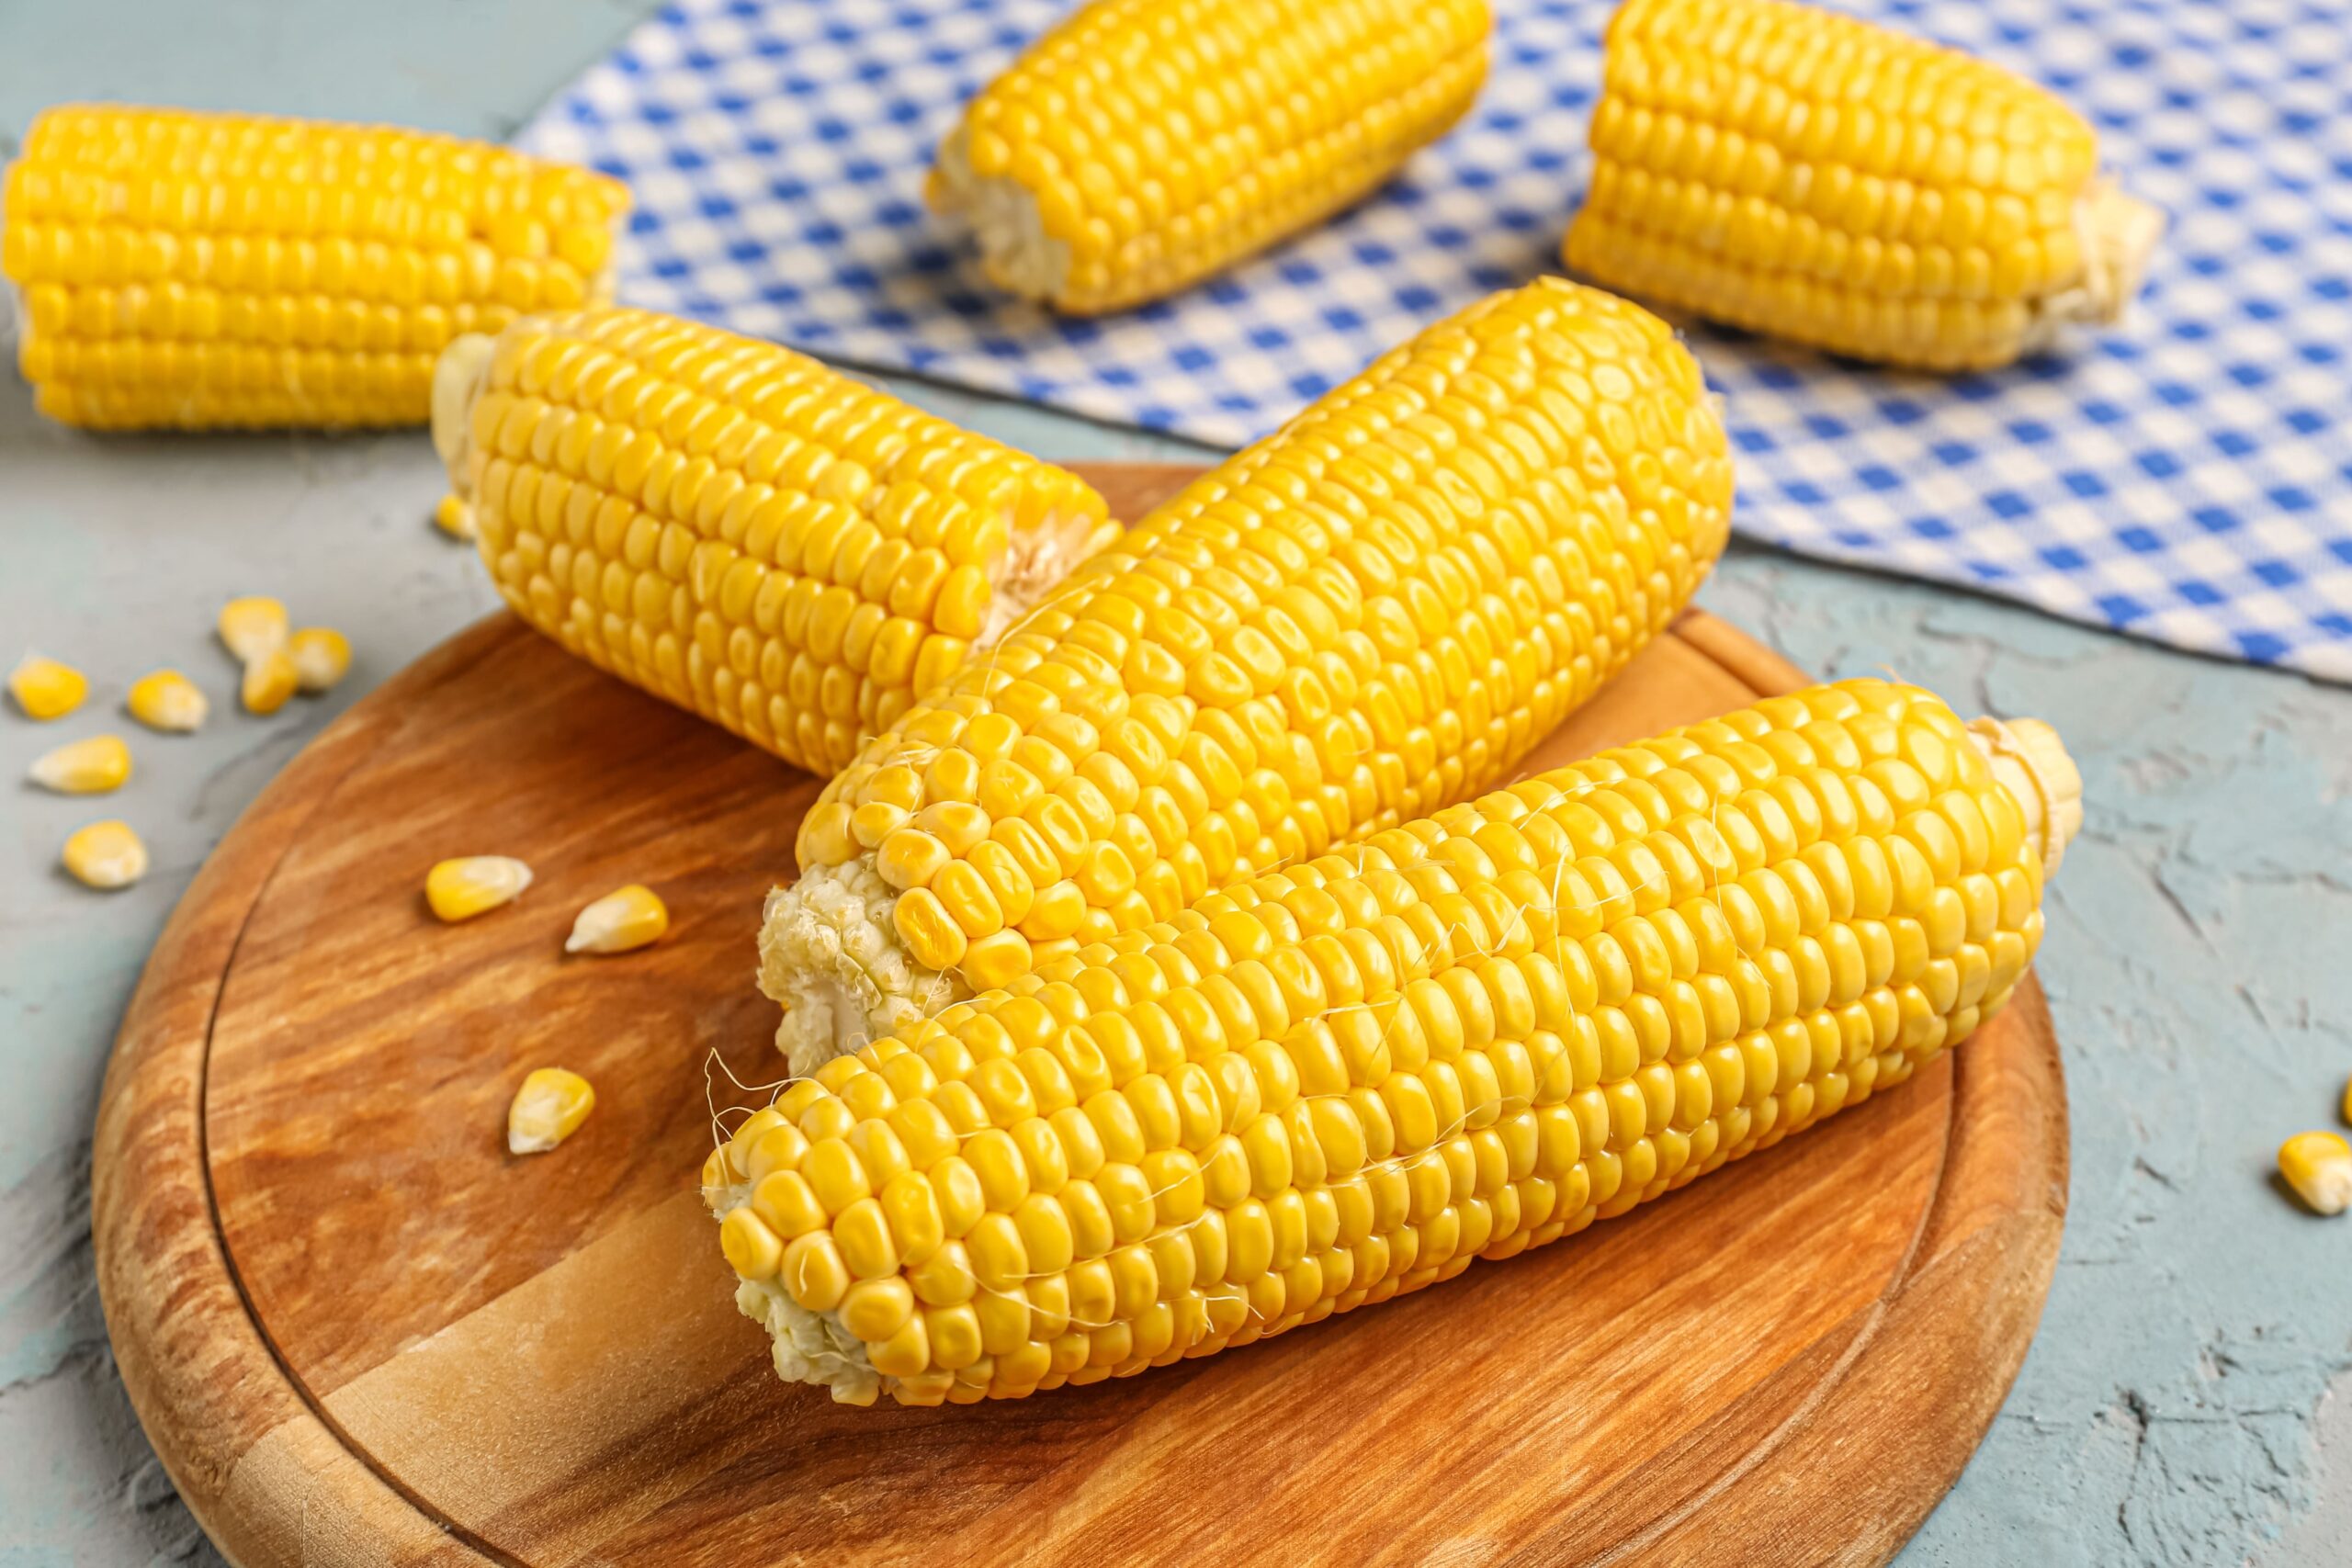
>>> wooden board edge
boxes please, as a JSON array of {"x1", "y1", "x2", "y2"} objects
[
  {"x1": 1599, "y1": 981, "x2": 2068, "y2": 1568},
  {"x1": 92, "y1": 576, "x2": 2069, "y2": 1568},
  {"x1": 92, "y1": 618, "x2": 525, "y2": 1568}
]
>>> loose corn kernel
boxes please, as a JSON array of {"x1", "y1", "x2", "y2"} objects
[
  {"x1": 426, "y1": 855, "x2": 534, "y2": 921},
  {"x1": 288, "y1": 628, "x2": 351, "y2": 694},
  {"x1": 2343, "y1": 1077, "x2": 2352, "y2": 1128},
  {"x1": 720, "y1": 680, "x2": 2078, "y2": 1405},
  {"x1": 931, "y1": 0, "x2": 1494, "y2": 312},
  {"x1": 3, "y1": 105, "x2": 628, "y2": 432},
  {"x1": 126, "y1": 670, "x2": 208, "y2": 733},
  {"x1": 218, "y1": 596, "x2": 288, "y2": 664},
  {"x1": 28, "y1": 734, "x2": 131, "y2": 795},
  {"x1": 2281, "y1": 1133, "x2": 2352, "y2": 1216},
  {"x1": 9, "y1": 655, "x2": 87, "y2": 720},
  {"x1": 566, "y1": 884, "x2": 670, "y2": 954},
  {"x1": 241, "y1": 650, "x2": 300, "y2": 716},
  {"x1": 508, "y1": 1067, "x2": 595, "y2": 1155},
  {"x1": 62, "y1": 819, "x2": 148, "y2": 889},
  {"x1": 1565, "y1": 0, "x2": 2161, "y2": 370},
  {"x1": 434, "y1": 494, "x2": 477, "y2": 542}
]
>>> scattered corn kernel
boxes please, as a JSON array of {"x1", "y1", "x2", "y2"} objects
[
  {"x1": 218, "y1": 596, "x2": 288, "y2": 664},
  {"x1": 28, "y1": 734, "x2": 131, "y2": 795},
  {"x1": 9, "y1": 655, "x2": 87, "y2": 720},
  {"x1": 2343, "y1": 1076, "x2": 2352, "y2": 1127},
  {"x1": 62, "y1": 819, "x2": 148, "y2": 890},
  {"x1": 126, "y1": 670, "x2": 209, "y2": 733},
  {"x1": 434, "y1": 494, "x2": 477, "y2": 542},
  {"x1": 426, "y1": 855, "x2": 534, "y2": 921},
  {"x1": 288, "y1": 628, "x2": 352, "y2": 694},
  {"x1": 241, "y1": 649, "x2": 300, "y2": 715},
  {"x1": 566, "y1": 884, "x2": 670, "y2": 954},
  {"x1": 507, "y1": 1067, "x2": 595, "y2": 1155},
  {"x1": 2281, "y1": 1132, "x2": 2352, "y2": 1216}
]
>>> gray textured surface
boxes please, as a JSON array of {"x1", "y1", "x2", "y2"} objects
[{"x1": 1, "y1": 3, "x2": 2346, "y2": 1564}]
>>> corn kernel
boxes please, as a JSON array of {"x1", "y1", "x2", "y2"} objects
[
  {"x1": 126, "y1": 670, "x2": 208, "y2": 733},
  {"x1": 218, "y1": 596, "x2": 288, "y2": 664},
  {"x1": 2280, "y1": 1132, "x2": 2352, "y2": 1216},
  {"x1": 508, "y1": 1066, "x2": 595, "y2": 1154},
  {"x1": 565, "y1": 884, "x2": 669, "y2": 954},
  {"x1": 9, "y1": 655, "x2": 87, "y2": 720},
  {"x1": 288, "y1": 628, "x2": 352, "y2": 694},
  {"x1": 241, "y1": 650, "x2": 299, "y2": 715},
  {"x1": 435, "y1": 493, "x2": 478, "y2": 542},
  {"x1": 426, "y1": 855, "x2": 533, "y2": 921},
  {"x1": 28, "y1": 734, "x2": 131, "y2": 795},
  {"x1": 62, "y1": 819, "x2": 148, "y2": 890}
]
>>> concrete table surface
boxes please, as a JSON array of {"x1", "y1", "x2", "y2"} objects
[{"x1": 3, "y1": 4, "x2": 2347, "y2": 1564}]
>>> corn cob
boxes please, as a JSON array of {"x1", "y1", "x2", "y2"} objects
[
  {"x1": 3, "y1": 106, "x2": 628, "y2": 429},
  {"x1": 763, "y1": 278, "x2": 1733, "y2": 1077},
  {"x1": 708, "y1": 679, "x2": 2079, "y2": 1405},
  {"x1": 431, "y1": 308, "x2": 1116, "y2": 778},
  {"x1": 1563, "y1": 0, "x2": 2163, "y2": 371},
  {"x1": 930, "y1": 0, "x2": 1492, "y2": 312}
]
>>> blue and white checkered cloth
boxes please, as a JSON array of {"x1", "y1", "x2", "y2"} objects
[{"x1": 520, "y1": 0, "x2": 2352, "y2": 681}]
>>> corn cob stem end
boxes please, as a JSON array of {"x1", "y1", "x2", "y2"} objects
[
  {"x1": 1967, "y1": 716, "x2": 2083, "y2": 877},
  {"x1": 930, "y1": 128, "x2": 1072, "y2": 308},
  {"x1": 2026, "y1": 181, "x2": 2165, "y2": 352},
  {"x1": 431, "y1": 333, "x2": 499, "y2": 482}
]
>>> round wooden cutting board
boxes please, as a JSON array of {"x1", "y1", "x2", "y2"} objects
[{"x1": 93, "y1": 463, "x2": 2067, "y2": 1568}]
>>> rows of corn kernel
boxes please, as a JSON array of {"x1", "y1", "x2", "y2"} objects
[{"x1": 709, "y1": 682, "x2": 2070, "y2": 1404}]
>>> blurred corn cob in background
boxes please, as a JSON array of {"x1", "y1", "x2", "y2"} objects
[
  {"x1": 4, "y1": 106, "x2": 628, "y2": 429},
  {"x1": 1564, "y1": 0, "x2": 2162, "y2": 371},
  {"x1": 930, "y1": 0, "x2": 1493, "y2": 312},
  {"x1": 761, "y1": 277, "x2": 1734, "y2": 1077},
  {"x1": 432, "y1": 308, "x2": 1115, "y2": 777},
  {"x1": 708, "y1": 679, "x2": 2081, "y2": 1405}
]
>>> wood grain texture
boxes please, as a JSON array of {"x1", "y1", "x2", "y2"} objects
[{"x1": 93, "y1": 462, "x2": 2067, "y2": 1568}]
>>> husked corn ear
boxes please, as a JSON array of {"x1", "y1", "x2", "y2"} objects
[
  {"x1": 10, "y1": 654, "x2": 88, "y2": 719},
  {"x1": 288, "y1": 627, "x2": 353, "y2": 692},
  {"x1": 509, "y1": 1067, "x2": 595, "y2": 1154},
  {"x1": 427, "y1": 855, "x2": 533, "y2": 921},
  {"x1": 62, "y1": 819, "x2": 149, "y2": 889},
  {"x1": 29, "y1": 734, "x2": 132, "y2": 794},
  {"x1": 712, "y1": 679, "x2": 2077, "y2": 1405},
  {"x1": 764, "y1": 278, "x2": 1732, "y2": 1077},
  {"x1": 3, "y1": 105, "x2": 628, "y2": 429},
  {"x1": 218, "y1": 596, "x2": 288, "y2": 664},
  {"x1": 433, "y1": 307, "x2": 1116, "y2": 777},
  {"x1": 1564, "y1": 0, "x2": 2164, "y2": 371},
  {"x1": 567, "y1": 884, "x2": 670, "y2": 954},
  {"x1": 2281, "y1": 1133, "x2": 2352, "y2": 1216},
  {"x1": 127, "y1": 669, "x2": 208, "y2": 732},
  {"x1": 931, "y1": 0, "x2": 1491, "y2": 311}
]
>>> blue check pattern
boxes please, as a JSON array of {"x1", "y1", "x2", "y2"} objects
[{"x1": 520, "y1": 0, "x2": 2352, "y2": 681}]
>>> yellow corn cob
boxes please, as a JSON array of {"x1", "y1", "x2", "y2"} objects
[
  {"x1": 1563, "y1": 0, "x2": 2164, "y2": 371},
  {"x1": 930, "y1": 0, "x2": 1492, "y2": 312},
  {"x1": 3, "y1": 105, "x2": 629, "y2": 429},
  {"x1": 432, "y1": 307, "x2": 1117, "y2": 778},
  {"x1": 763, "y1": 277, "x2": 1733, "y2": 1077},
  {"x1": 709, "y1": 679, "x2": 2079, "y2": 1405}
]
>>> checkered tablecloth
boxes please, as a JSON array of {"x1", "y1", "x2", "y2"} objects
[{"x1": 520, "y1": 0, "x2": 2352, "y2": 681}]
